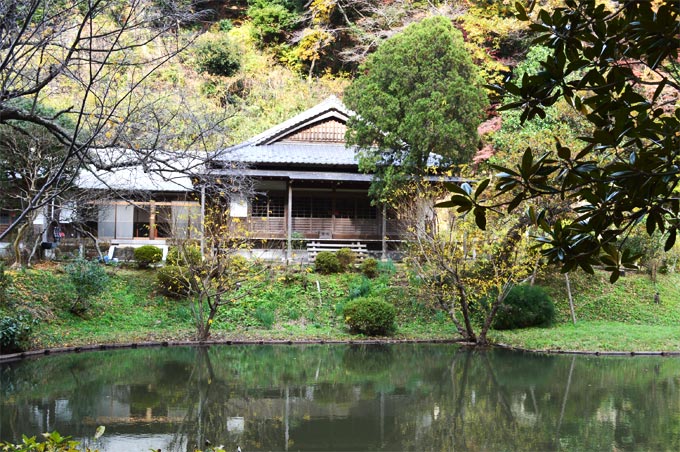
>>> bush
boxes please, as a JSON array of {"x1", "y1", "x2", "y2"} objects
[
  {"x1": 134, "y1": 245, "x2": 163, "y2": 269},
  {"x1": 167, "y1": 245, "x2": 202, "y2": 267},
  {"x1": 360, "y1": 258, "x2": 379, "y2": 278},
  {"x1": 492, "y1": 285, "x2": 555, "y2": 330},
  {"x1": 0, "y1": 313, "x2": 33, "y2": 353},
  {"x1": 336, "y1": 248, "x2": 355, "y2": 271},
  {"x1": 157, "y1": 265, "x2": 192, "y2": 298},
  {"x1": 315, "y1": 251, "x2": 341, "y2": 274},
  {"x1": 193, "y1": 34, "x2": 241, "y2": 77},
  {"x1": 65, "y1": 259, "x2": 109, "y2": 315},
  {"x1": 343, "y1": 297, "x2": 396, "y2": 336}
]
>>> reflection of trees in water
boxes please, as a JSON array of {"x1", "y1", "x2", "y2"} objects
[{"x1": 2, "y1": 346, "x2": 680, "y2": 450}]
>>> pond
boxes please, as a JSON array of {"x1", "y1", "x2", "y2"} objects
[{"x1": 1, "y1": 344, "x2": 679, "y2": 451}]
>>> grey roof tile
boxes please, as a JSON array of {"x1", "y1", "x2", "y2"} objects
[{"x1": 221, "y1": 143, "x2": 359, "y2": 166}]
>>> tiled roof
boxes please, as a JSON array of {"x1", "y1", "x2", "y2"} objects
[
  {"x1": 215, "y1": 96, "x2": 357, "y2": 166},
  {"x1": 220, "y1": 143, "x2": 359, "y2": 166}
]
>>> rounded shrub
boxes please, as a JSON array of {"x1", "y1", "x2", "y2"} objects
[
  {"x1": 134, "y1": 245, "x2": 163, "y2": 269},
  {"x1": 360, "y1": 257, "x2": 379, "y2": 278},
  {"x1": 492, "y1": 284, "x2": 555, "y2": 330},
  {"x1": 157, "y1": 265, "x2": 191, "y2": 298},
  {"x1": 167, "y1": 245, "x2": 202, "y2": 267},
  {"x1": 343, "y1": 297, "x2": 396, "y2": 336},
  {"x1": 315, "y1": 251, "x2": 341, "y2": 274},
  {"x1": 335, "y1": 248, "x2": 355, "y2": 271}
]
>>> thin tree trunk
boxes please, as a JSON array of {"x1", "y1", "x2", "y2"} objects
[
  {"x1": 455, "y1": 281, "x2": 476, "y2": 342},
  {"x1": 565, "y1": 273, "x2": 576, "y2": 324},
  {"x1": 479, "y1": 282, "x2": 514, "y2": 345}
]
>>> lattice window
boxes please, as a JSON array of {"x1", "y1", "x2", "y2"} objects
[{"x1": 252, "y1": 196, "x2": 285, "y2": 218}]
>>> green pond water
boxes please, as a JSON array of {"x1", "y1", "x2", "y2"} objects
[{"x1": 1, "y1": 344, "x2": 679, "y2": 451}]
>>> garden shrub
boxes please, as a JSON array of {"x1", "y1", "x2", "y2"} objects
[
  {"x1": 336, "y1": 248, "x2": 355, "y2": 271},
  {"x1": 0, "y1": 313, "x2": 34, "y2": 353},
  {"x1": 134, "y1": 245, "x2": 163, "y2": 269},
  {"x1": 156, "y1": 265, "x2": 191, "y2": 298},
  {"x1": 343, "y1": 297, "x2": 396, "y2": 336},
  {"x1": 360, "y1": 257, "x2": 379, "y2": 278},
  {"x1": 193, "y1": 34, "x2": 241, "y2": 77},
  {"x1": 315, "y1": 251, "x2": 341, "y2": 274},
  {"x1": 166, "y1": 245, "x2": 202, "y2": 267},
  {"x1": 492, "y1": 284, "x2": 555, "y2": 330},
  {"x1": 65, "y1": 259, "x2": 109, "y2": 315}
]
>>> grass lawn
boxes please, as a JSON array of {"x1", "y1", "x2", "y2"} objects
[
  {"x1": 489, "y1": 321, "x2": 680, "y2": 352},
  {"x1": 2, "y1": 263, "x2": 679, "y2": 353},
  {"x1": 490, "y1": 270, "x2": 680, "y2": 352}
]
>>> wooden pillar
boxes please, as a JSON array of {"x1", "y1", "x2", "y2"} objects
[
  {"x1": 200, "y1": 185, "x2": 206, "y2": 258},
  {"x1": 149, "y1": 201, "x2": 156, "y2": 239},
  {"x1": 287, "y1": 181, "x2": 293, "y2": 260},
  {"x1": 381, "y1": 204, "x2": 387, "y2": 260}
]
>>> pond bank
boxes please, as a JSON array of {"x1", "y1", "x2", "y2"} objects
[{"x1": 4, "y1": 335, "x2": 680, "y2": 364}]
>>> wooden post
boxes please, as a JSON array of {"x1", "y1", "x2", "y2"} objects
[
  {"x1": 287, "y1": 181, "x2": 293, "y2": 260},
  {"x1": 381, "y1": 204, "x2": 387, "y2": 260},
  {"x1": 565, "y1": 273, "x2": 577, "y2": 324},
  {"x1": 149, "y1": 201, "x2": 156, "y2": 239},
  {"x1": 200, "y1": 185, "x2": 205, "y2": 258}
]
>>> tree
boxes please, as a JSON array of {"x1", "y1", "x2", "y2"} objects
[
  {"x1": 0, "y1": 119, "x2": 78, "y2": 266},
  {"x1": 167, "y1": 196, "x2": 270, "y2": 341},
  {"x1": 344, "y1": 15, "x2": 488, "y2": 199},
  {"x1": 443, "y1": 0, "x2": 680, "y2": 282},
  {"x1": 411, "y1": 202, "x2": 538, "y2": 344},
  {"x1": 0, "y1": 0, "x2": 210, "y2": 242}
]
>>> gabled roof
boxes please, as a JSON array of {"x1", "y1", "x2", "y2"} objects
[{"x1": 214, "y1": 96, "x2": 358, "y2": 167}]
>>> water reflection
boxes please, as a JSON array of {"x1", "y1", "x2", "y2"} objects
[{"x1": 1, "y1": 344, "x2": 679, "y2": 451}]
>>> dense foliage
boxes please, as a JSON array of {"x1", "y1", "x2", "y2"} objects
[
  {"x1": 335, "y1": 248, "x2": 356, "y2": 271},
  {"x1": 64, "y1": 259, "x2": 109, "y2": 315},
  {"x1": 343, "y1": 297, "x2": 396, "y2": 336},
  {"x1": 192, "y1": 33, "x2": 241, "y2": 77},
  {"x1": 492, "y1": 285, "x2": 555, "y2": 330},
  {"x1": 0, "y1": 313, "x2": 33, "y2": 353},
  {"x1": 446, "y1": 0, "x2": 680, "y2": 282},
  {"x1": 360, "y1": 257, "x2": 378, "y2": 278},
  {"x1": 314, "y1": 251, "x2": 341, "y2": 274},
  {"x1": 134, "y1": 246, "x2": 163, "y2": 269},
  {"x1": 345, "y1": 16, "x2": 488, "y2": 198}
]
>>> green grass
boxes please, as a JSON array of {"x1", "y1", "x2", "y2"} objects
[
  {"x1": 489, "y1": 270, "x2": 680, "y2": 352},
  {"x1": 489, "y1": 321, "x2": 680, "y2": 352},
  {"x1": 3, "y1": 263, "x2": 453, "y2": 350},
  {"x1": 3, "y1": 264, "x2": 680, "y2": 352}
]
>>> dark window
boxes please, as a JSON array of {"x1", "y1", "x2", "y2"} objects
[{"x1": 252, "y1": 196, "x2": 285, "y2": 218}]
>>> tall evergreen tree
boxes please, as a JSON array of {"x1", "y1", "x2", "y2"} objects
[{"x1": 344, "y1": 15, "x2": 488, "y2": 199}]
